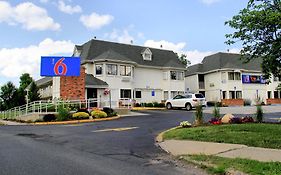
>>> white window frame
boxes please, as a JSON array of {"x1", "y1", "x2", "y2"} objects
[{"x1": 106, "y1": 64, "x2": 117, "y2": 75}]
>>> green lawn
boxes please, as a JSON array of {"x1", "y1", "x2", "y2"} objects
[
  {"x1": 183, "y1": 155, "x2": 281, "y2": 175},
  {"x1": 163, "y1": 123, "x2": 281, "y2": 149}
]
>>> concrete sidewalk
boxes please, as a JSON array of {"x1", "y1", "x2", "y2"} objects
[
  {"x1": 158, "y1": 140, "x2": 281, "y2": 162},
  {"x1": 0, "y1": 119, "x2": 27, "y2": 125}
]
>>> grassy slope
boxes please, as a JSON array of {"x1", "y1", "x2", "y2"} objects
[
  {"x1": 164, "y1": 123, "x2": 281, "y2": 149},
  {"x1": 185, "y1": 155, "x2": 281, "y2": 175}
]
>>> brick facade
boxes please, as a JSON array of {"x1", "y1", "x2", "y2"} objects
[
  {"x1": 60, "y1": 67, "x2": 86, "y2": 100},
  {"x1": 266, "y1": 98, "x2": 281, "y2": 105},
  {"x1": 221, "y1": 99, "x2": 244, "y2": 106}
]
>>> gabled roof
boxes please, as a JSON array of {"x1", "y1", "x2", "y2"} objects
[
  {"x1": 85, "y1": 74, "x2": 108, "y2": 87},
  {"x1": 75, "y1": 39, "x2": 185, "y2": 69},
  {"x1": 186, "y1": 52, "x2": 263, "y2": 76}
]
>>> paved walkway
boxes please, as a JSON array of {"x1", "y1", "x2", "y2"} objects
[
  {"x1": 0, "y1": 119, "x2": 27, "y2": 125},
  {"x1": 158, "y1": 140, "x2": 281, "y2": 162}
]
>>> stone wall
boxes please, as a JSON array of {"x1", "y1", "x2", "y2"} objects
[{"x1": 221, "y1": 99, "x2": 244, "y2": 106}]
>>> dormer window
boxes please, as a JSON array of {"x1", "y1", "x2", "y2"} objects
[
  {"x1": 142, "y1": 48, "x2": 152, "y2": 61},
  {"x1": 74, "y1": 47, "x2": 81, "y2": 57}
]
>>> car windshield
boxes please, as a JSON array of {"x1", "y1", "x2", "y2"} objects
[{"x1": 195, "y1": 94, "x2": 204, "y2": 98}]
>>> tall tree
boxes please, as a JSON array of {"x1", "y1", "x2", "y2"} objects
[
  {"x1": 0, "y1": 82, "x2": 18, "y2": 110},
  {"x1": 28, "y1": 81, "x2": 40, "y2": 102},
  {"x1": 177, "y1": 53, "x2": 191, "y2": 68},
  {"x1": 225, "y1": 0, "x2": 281, "y2": 80},
  {"x1": 18, "y1": 73, "x2": 34, "y2": 105}
]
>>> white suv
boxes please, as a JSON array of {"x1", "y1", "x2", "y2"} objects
[{"x1": 165, "y1": 93, "x2": 206, "y2": 111}]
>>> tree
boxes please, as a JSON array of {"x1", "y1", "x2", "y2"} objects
[
  {"x1": 225, "y1": 0, "x2": 281, "y2": 80},
  {"x1": 19, "y1": 73, "x2": 33, "y2": 90},
  {"x1": 177, "y1": 53, "x2": 191, "y2": 68},
  {"x1": 0, "y1": 82, "x2": 18, "y2": 110},
  {"x1": 18, "y1": 73, "x2": 34, "y2": 105},
  {"x1": 28, "y1": 81, "x2": 40, "y2": 102}
]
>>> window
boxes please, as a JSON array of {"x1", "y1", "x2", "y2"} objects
[
  {"x1": 274, "y1": 91, "x2": 279, "y2": 98},
  {"x1": 95, "y1": 64, "x2": 102, "y2": 75},
  {"x1": 236, "y1": 91, "x2": 242, "y2": 99},
  {"x1": 170, "y1": 71, "x2": 184, "y2": 80},
  {"x1": 222, "y1": 91, "x2": 226, "y2": 99},
  {"x1": 173, "y1": 95, "x2": 184, "y2": 99},
  {"x1": 267, "y1": 91, "x2": 272, "y2": 99},
  {"x1": 120, "y1": 89, "x2": 131, "y2": 98},
  {"x1": 164, "y1": 91, "x2": 168, "y2": 100},
  {"x1": 135, "y1": 91, "x2": 141, "y2": 98},
  {"x1": 106, "y1": 64, "x2": 117, "y2": 75},
  {"x1": 195, "y1": 94, "x2": 204, "y2": 98},
  {"x1": 142, "y1": 48, "x2": 152, "y2": 61},
  {"x1": 228, "y1": 72, "x2": 241, "y2": 80},
  {"x1": 229, "y1": 91, "x2": 235, "y2": 99},
  {"x1": 120, "y1": 65, "x2": 131, "y2": 76}
]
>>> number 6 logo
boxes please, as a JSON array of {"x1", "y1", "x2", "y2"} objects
[{"x1": 54, "y1": 58, "x2": 67, "y2": 75}]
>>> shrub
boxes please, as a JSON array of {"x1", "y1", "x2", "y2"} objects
[
  {"x1": 91, "y1": 110, "x2": 107, "y2": 118},
  {"x1": 159, "y1": 103, "x2": 165, "y2": 108},
  {"x1": 153, "y1": 102, "x2": 160, "y2": 107},
  {"x1": 229, "y1": 117, "x2": 242, "y2": 124},
  {"x1": 102, "y1": 107, "x2": 117, "y2": 117},
  {"x1": 180, "y1": 121, "x2": 192, "y2": 128},
  {"x1": 57, "y1": 106, "x2": 70, "y2": 121},
  {"x1": 209, "y1": 118, "x2": 221, "y2": 125},
  {"x1": 256, "y1": 105, "x2": 263, "y2": 123},
  {"x1": 195, "y1": 105, "x2": 203, "y2": 125},
  {"x1": 72, "y1": 112, "x2": 90, "y2": 119},
  {"x1": 134, "y1": 103, "x2": 141, "y2": 107},
  {"x1": 244, "y1": 99, "x2": 252, "y2": 106},
  {"x1": 146, "y1": 103, "x2": 154, "y2": 107},
  {"x1": 213, "y1": 104, "x2": 220, "y2": 119},
  {"x1": 43, "y1": 114, "x2": 56, "y2": 122},
  {"x1": 207, "y1": 101, "x2": 222, "y2": 107},
  {"x1": 141, "y1": 103, "x2": 146, "y2": 107},
  {"x1": 47, "y1": 105, "x2": 56, "y2": 112},
  {"x1": 76, "y1": 108, "x2": 90, "y2": 114},
  {"x1": 241, "y1": 116, "x2": 254, "y2": 123}
]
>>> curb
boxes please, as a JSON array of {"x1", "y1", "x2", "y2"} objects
[
  {"x1": 132, "y1": 107, "x2": 166, "y2": 111},
  {"x1": 33, "y1": 116, "x2": 120, "y2": 125},
  {"x1": 155, "y1": 126, "x2": 180, "y2": 143}
]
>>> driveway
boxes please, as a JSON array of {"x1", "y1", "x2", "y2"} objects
[{"x1": 0, "y1": 110, "x2": 208, "y2": 175}]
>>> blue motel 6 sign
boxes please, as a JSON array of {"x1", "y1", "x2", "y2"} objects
[{"x1": 40, "y1": 56, "x2": 81, "y2": 76}]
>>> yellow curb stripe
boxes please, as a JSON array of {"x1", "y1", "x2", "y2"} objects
[
  {"x1": 33, "y1": 116, "x2": 120, "y2": 125},
  {"x1": 92, "y1": 126, "x2": 138, "y2": 132}
]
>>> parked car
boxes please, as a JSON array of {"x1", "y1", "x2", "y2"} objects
[{"x1": 165, "y1": 93, "x2": 206, "y2": 110}]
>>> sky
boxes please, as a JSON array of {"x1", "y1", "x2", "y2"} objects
[{"x1": 0, "y1": 0, "x2": 248, "y2": 87}]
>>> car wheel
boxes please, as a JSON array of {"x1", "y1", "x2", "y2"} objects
[
  {"x1": 185, "y1": 103, "x2": 192, "y2": 111},
  {"x1": 166, "y1": 103, "x2": 172, "y2": 110}
]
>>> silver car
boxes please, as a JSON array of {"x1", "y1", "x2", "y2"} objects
[{"x1": 165, "y1": 93, "x2": 206, "y2": 111}]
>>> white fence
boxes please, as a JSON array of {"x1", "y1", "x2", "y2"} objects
[{"x1": 0, "y1": 98, "x2": 133, "y2": 120}]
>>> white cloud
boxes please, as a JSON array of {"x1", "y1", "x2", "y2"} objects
[
  {"x1": 182, "y1": 50, "x2": 214, "y2": 65},
  {"x1": 200, "y1": 0, "x2": 221, "y2": 5},
  {"x1": 58, "y1": 0, "x2": 82, "y2": 14},
  {"x1": 105, "y1": 29, "x2": 134, "y2": 44},
  {"x1": 144, "y1": 40, "x2": 186, "y2": 51},
  {"x1": 0, "y1": 38, "x2": 74, "y2": 80},
  {"x1": 0, "y1": 1, "x2": 60, "y2": 31},
  {"x1": 80, "y1": 12, "x2": 114, "y2": 30}
]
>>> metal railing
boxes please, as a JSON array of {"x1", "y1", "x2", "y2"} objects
[{"x1": 0, "y1": 98, "x2": 133, "y2": 120}]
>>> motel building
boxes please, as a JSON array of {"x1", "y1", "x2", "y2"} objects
[
  {"x1": 36, "y1": 39, "x2": 186, "y2": 107},
  {"x1": 185, "y1": 52, "x2": 281, "y2": 106}
]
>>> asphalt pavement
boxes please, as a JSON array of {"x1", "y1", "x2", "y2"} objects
[
  {"x1": 0, "y1": 108, "x2": 280, "y2": 175},
  {"x1": 0, "y1": 110, "x2": 208, "y2": 175}
]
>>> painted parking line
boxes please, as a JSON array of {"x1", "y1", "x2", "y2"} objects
[{"x1": 92, "y1": 127, "x2": 139, "y2": 132}]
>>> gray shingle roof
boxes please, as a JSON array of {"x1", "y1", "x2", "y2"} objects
[
  {"x1": 76, "y1": 39, "x2": 185, "y2": 68},
  {"x1": 85, "y1": 74, "x2": 108, "y2": 87},
  {"x1": 186, "y1": 52, "x2": 263, "y2": 76},
  {"x1": 36, "y1": 77, "x2": 52, "y2": 87}
]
